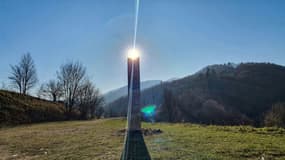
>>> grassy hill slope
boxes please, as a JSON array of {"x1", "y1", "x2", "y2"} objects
[
  {"x1": 0, "y1": 90, "x2": 66, "y2": 125},
  {"x1": 0, "y1": 118, "x2": 284, "y2": 160}
]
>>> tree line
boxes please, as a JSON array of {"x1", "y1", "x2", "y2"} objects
[
  {"x1": 159, "y1": 88, "x2": 285, "y2": 128},
  {"x1": 6, "y1": 53, "x2": 104, "y2": 120}
]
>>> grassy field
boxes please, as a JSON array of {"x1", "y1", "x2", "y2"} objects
[{"x1": 0, "y1": 118, "x2": 285, "y2": 160}]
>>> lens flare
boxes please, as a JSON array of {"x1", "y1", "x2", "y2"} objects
[
  {"x1": 127, "y1": 48, "x2": 140, "y2": 60},
  {"x1": 141, "y1": 105, "x2": 156, "y2": 117}
]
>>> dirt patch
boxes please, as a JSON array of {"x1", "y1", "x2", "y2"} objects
[{"x1": 115, "y1": 128, "x2": 163, "y2": 136}]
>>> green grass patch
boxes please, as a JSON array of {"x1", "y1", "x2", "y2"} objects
[{"x1": 0, "y1": 119, "x2": 285, "y2": 160}]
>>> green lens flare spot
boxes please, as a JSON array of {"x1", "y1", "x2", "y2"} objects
[{"x1": 141, "y1": 105, "x2": 156, "y2": 115}]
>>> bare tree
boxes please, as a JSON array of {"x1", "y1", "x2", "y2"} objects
[
  {"x1": 77, "y1": 80, "x2": 104, "y2": 119},
  {"x1": 39, "y1": 80, "x2": 63, "y2": 102},
  {"x1": 37, "y1": 85, "x2": 45, "y2": 99},
  {"x1": 57, "y1": 62, "x2": 86, "y2": 113},
  {"x1": 159, "y1": 88, "x2": 180, "y2": 122},
  {"x1": 9, "y1": 53, "x2": 38, "y2": 94},
  {"x1": 9, "y1": 65, "x2": 22, "y2": 93},
  {"x1": 264, "y1": 102, "x2": 285, "y2": 128}
]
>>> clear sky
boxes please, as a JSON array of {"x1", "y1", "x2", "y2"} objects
[{"x1": 1, "y1": 0, "x2": 285, "y2": 93}]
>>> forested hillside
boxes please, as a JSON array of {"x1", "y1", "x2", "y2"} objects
[{"x1": 106, "y1": 63, "x2": 285, "y2": 126}]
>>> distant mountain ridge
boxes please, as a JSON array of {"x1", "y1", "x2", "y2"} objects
[
  {"x1": 105, "y1": 62, "x2": 285, "y2": 126},
  {"x1": 104, "y1": 80, "x2": 162, "y2": 104}
]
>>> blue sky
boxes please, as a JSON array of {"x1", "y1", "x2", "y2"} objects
[{"x1": 0, "y1": 0, "x2": 285, "y2": 93}]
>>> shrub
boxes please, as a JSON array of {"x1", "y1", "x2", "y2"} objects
[{"x1": 264, "y1": 102, "x2": 285, "y2": 128}]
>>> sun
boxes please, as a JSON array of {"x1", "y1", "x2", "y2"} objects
[{"x1": 127, "y1": 48, "x2": 140, "y2": 60}]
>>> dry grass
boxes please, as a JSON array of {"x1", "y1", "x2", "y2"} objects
[
  {"x1": 0, "y1": 118, "x2": 285, "y2": 160},
  {"x1": 0, "y1": 90, "x2": 66, "y2": 125}
]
